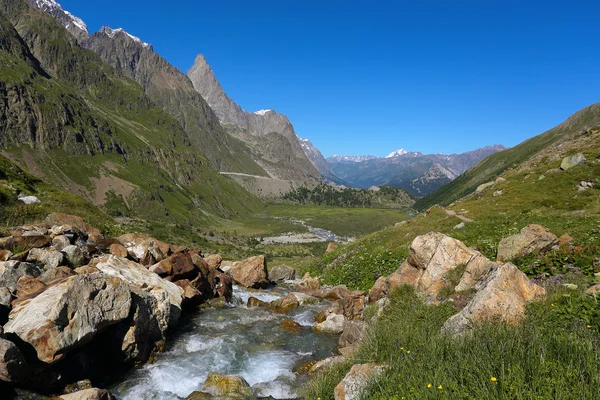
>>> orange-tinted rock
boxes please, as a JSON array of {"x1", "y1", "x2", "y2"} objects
[
  {"x1": 39, "y1": 266, "x2": 76, "y2": 285},
  {"x1": 230, "y1": 256, "x2": 269, "y2": 289},
  {"x1": 174, "y1": 279, "x2": 203, "y2": 307},
  {"x1": 44, "y1": 213, "x2": 102, "y2": 239},
  {"x1": 0, "y1": 236, "x2": 52, "y2": 252},
  {"x1": 334, "y1": 363, "x2": 386, "y2": 400},
  {"x1": 326, "y1": 242, "x2": 338, "y2": 254},
  {"x1": 15, "y1": 276, "x2": 47, "y2": 299},
  {"x1": 247, "y1": 296, "x2": 268, "y2": 307},
  {"x1": 496, "y1": 224, "x2": 558, "y2": 262},
  {"x1": 0, "y1": 250, "x2": 13, "y2": 262},
  {"x1": 150, "y1": 253, "x2": 198, "y2": 282},
  {"x1": 109, "y1": 243, "x2": 128, "y2": 258},
  {"x1": 280, "y1": 319, "x2": 302, "y2": 333},
  {"x1": 204, "y1": 254, "x2": 223, "y2": 270}
]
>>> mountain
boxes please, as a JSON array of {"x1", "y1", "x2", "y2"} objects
[
  {"x1": 327, "y1": 155, "x2": 378, "y2": 163},
  {"x1": 297, "y1": 136, "x2": 345, "y2": 184},
  {"x1": 25, "y1": 0, "x2": 88, "y2": 42},
  {"x1": 415, "y1": 103, "x2": 600, "y2": 210},
  {"x1": 0, "y1": 0, "x2": 262, "y2": 225},
  {"x1": 327, "y1": 145, "x2": 506, "y2": 197},
  {"x1": 80, "y1": 25, "x2": 267, "y2": 177},
  {"x1": 187, "y1": 54, "x2": 321, "y2": 183},
  {"x1": 386, "y1": 148, "x2": 408, "y2": 158}
]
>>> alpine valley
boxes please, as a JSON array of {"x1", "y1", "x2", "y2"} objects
[{"x1": 0, "y1": 1, "x2": 599, "y2": 400}]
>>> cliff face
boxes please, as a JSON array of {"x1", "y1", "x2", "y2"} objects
[{"x1": 188, "y1": 55, "x2": 321, "y2": 182}]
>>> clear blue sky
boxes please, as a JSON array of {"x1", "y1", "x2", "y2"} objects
[{"x1": 61, "y1": 0, "x2": 600, "y2": 157}]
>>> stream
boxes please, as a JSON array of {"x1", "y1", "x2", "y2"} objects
[
  {"x1": 260, "y1": 218, "x2": 354, "y2": 245},
  {"x1": 110, "y1": 286, "x2": 339, "y2": 399}
]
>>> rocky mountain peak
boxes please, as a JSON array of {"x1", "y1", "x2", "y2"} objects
[
  {"x1": 98, "y1": 26, "x2": 152, "y2": 49},
  {"x1": 386, "y1": 148, "x2": 408, "y2": 158},
  {"x1": 27, "y1": 0, "x2": 89, "y2": 42}
]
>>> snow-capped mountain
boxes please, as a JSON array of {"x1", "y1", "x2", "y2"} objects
[
  {"x1": 297, "y1": 137, "x2": 345, "y2": 184},
  {"x1": 27, "y1": 0, "x2": 89, "y2": 42},
  {"x1": 327, "y1": 155, "x2": 378, "y2": 163},
  {"x1": 99, "y1": 26, "x2": 151, "y2": 49},
  {"x1": 386, "y1": 148, "x2": 408, "y2": 158}
]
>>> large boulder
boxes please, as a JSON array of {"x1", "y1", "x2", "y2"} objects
[
  {"x1": 117, "y1": 234, "x2": 171, "y2": 266},
  {"x1": 442, "y1": 263, "x2": 545, "y2": 335},
  {"x1": 368, "y1": 262, "x2": 421, "y2": 303},
  {"x1": 408, "y1": 232, "x2": 479, "y2": 297},
  {"x1": 201, "y1": 373, "x2": 252, "y2": 398},
  {"x1": 0, "y1": 235, "x2": 52, "y2": 252},
  {"x1": 496, "y1": 224, "x2": 558, "y2": 262},
  {"x1": 15, "y1": 275, "x2": 47, "y2": 298},
  {"x1": 0, "y1": 337, "x2": 29, "y2": 382},
  {"x1": 94, "y1": 255, "x2": 184, "y2": 327},
  {"x1": 203, "y1": 254, "x2": 223, "y2": 270},
  {"x1": 275, "y1": 292, "x2": 319, "y2": 311},
  {"x1": 62, "y1": 245, "x2": 86, "y2": 268},
  {"x1": 149, "y1": 252, "x2": 198, "y2": 282},
  {"x1": 4, "y1": 274, "x2": 132, "y2": 364},
  {"x1": 269, "y1": 265, "x2": 296, "y2": 282},
  {"x1": 0, "y1": 261, "x2": 41, "y2": 293},
  {"x1": 338, "y1": 320, "x2": 366, "y2": 349},
  {"x1": 229, "y1": 256, "x2": 269, "y2": 289},
  {"x1": 26, "y1": 248, "x2": 64, "y2": 270},
  {"x1": 44, "y1": 213, "x2": 102, "y2": 240},
  {"x1": 334, "y1": 363, "x2": 386, "y2": 400},
  {"x1": 560, "y1": 153, "x2": 586, "y2": 170}
]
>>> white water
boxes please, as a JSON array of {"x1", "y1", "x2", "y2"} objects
[{"x1": 111, "y1": 286, "x2": 338, "y2": 399}]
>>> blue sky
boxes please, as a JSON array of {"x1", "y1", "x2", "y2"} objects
[{"x1": 61, "y1": 0, "x2": 600, "y2": 157}]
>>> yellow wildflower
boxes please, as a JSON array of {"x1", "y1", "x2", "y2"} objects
[
  {"x1": 407, "y1": 350, "x2": 411, "y2": 354},
  {"x1": 587, "y1": 325, "x2": 592, "y2": 328},
  {"x1": 491, "y1": 377, "x2": 497, "y2": 382},
  {"x1": 427, "y1": 383, "x2": 432, "y2": 388},
  {"x1": 438, "y1": 385, "x2": 443, "y2": 390}
]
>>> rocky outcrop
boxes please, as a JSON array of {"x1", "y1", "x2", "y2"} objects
[
  {"x1": 229, "y1": 256, "x2": 269, "y2": 289},
  {"x1": 334, "y1": 363, "x2": 386, "y2": 400},
  {"x1": 4, "y1": 275, "x2": 132, "y2": 364},
  {"x1": 442, "y1": 263, "x2": 545, "y2": 334},
  {"x1": 117, "y1": 234, "x2": 170, "y2": 266},
  {"x1": 496, "y1": 224, "x2": 558, "y2": 262}
]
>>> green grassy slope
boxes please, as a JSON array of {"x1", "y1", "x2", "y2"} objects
[
  {"x1": 0, "y1": 1, "x2": 263, "y2": 227},
  {"x1": 415, "y1": 102, "x2": 600, "y2": 210}
]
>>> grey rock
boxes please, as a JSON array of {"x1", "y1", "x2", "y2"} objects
[
  {"x1": 560, "y1": 153, "x2": 586, "y2": 170},
  {"x1": 17, "y1": 195, "x2": 40, "y2": 204},
  {"x1": 0, "y1": 337, "x2": 29, "y2": 383},
  {"x1": 0, "y1": 261, "x2": 41, "y2": 293},
  {"x1": 26, "y1": 248, "x2": 64, "y2": 269},
  {"x1": 269, "y1": 265, "x2": 296, "y2": 281},
  {"x1": 453, "y1": 222, "x2": 465, "y2": 230},
  {"x1": 61, "y1": 245, "x2": 86, "y2": 268},
  {"x1": 52, "y1": 235, "x2": 72, "y2": 251},
  {"x1": 496, "y1": 224, "x2": 558, "y2": 262}
]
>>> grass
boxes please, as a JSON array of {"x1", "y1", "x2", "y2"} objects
[{"x1": 304, "y1": 286, "x2": 600, "y2": 400}]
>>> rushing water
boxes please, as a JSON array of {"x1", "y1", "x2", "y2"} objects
[
  {"x1": 260, "y1": 218, "x2": 354, "y2": 245},
  {"x1": 111, "y1": 286, "x2": 338, "y2": 399}
]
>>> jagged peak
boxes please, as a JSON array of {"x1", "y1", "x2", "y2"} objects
[
  {"x1": 99, "y1": 26, "x2": 151, "y2": 49},
  {"x1": 28, "y1": 0, "x2": 89, "y2": 37},
  {"x1": 254, "y1": 109, "x2": 273, "y2": 116},
  {"x1": 386, "y1": 148, "x2": 408, "y2": 158}
]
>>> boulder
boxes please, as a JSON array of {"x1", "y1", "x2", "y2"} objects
[
  {"x1": 312, "y1": 285, "x2": 365, "y2": 301},
  {"x1": 442, "y1": 263, "x2": 545, "y2": 335},
  {"x1": 15, "y1": 275, "x2": 47, "y2": 298},
  {"x1": 0, "y1": 250, "x2": 12, "y2": 261},
  {"x1": 408, "y1": 232, "x2": 479, "y2": 297},
  {"x1": 26, "y1": 248, "x2": 64, "y2": 270},
  {"x1": 58, "y1": 388, "x2": 115, "y2": 400},
  {"x1": 340, "y1": 294, "x2": 366, "y2": 321},
  {"x1": 52, "y1": 235, "x2": 72, "y2": 251},
  {"x1": 4, "y1": 274, "x2": 132, "y2": 364},
  {"x1": 0, "y1": 235, "x2": 52, "y2": 252},
  {"x1": 118, "y1": 234, "x2": 170, "y2": 266},
  {"x1": 149, "y1": 252, "x2": 198, "y2": 282},
  {"x1": 314, "y1": 313, "x2": 345, "y2": 334},
  {"x1": 62, "y1": 245, "x2": 86, "y2": 268},
  {"x1": 201, "y1": 373, "x2": 252, "y2": 398},
  {"x1": 297, "y1": 272, "x2": 320, "y2": 292},
  {"x1": 17, "y1": 195, "x2": 40, "y2": 205},
  {"x1": 0, "y1": 337, "x2": 29, "y2": 382},
  {"x1": 39, "y1": 266, "x2": 77, "y2": 285},
  {"x1": 560, "y1": 153, "x2": 586, "y2": 170},
  {"x1": 174, "y1": 279, "x2": 204, "y2": 307},
  {"x1": 276, "y1": 292, "x2": 319, "y2": 310},
  {"x1": 334, "y1": 363, "x2": 386, "y2": 400},
  {"x1": 496, "y1": 224, "x2": 558, "y2": 262},
  {"x1": 204, "y1": 254, "x2": 223, "y2": 270},
  {"x1": 108, "y1": 243, "x2": 128, "y2": 258},
  {"x1": 0, "y1": 261, "x2": 41, "y2": 293},
  {"x1": 44, "y1": 213, "x2": 102, "y2": 239},
  {"x1": 368, "y1": 262, "x2": 421, "y2": 303},
  {"x1": 247, "y1": 296, "x2": 268, "y2": 307},
  {"x1": 280, "y1": 319, "x2": 302, "y2": 333},
  {"x1": 326, "y1": 242, "x2": 338, "y2": 254},
  {"x1": 94, "y1": 255, "x2": 184, "y2": 327},
  {"x1": 455, "y1": 255, "x2": 498, "y2": 292},
  {"x1": 230, "y1": 256, "x2": 269, "y2": 289},
  {"x1": 339, "y1": 320, "x2": 366, "y2": 349},
  {"x1": 269, "y1": 265, "x2": 296, "y2": 281},
  {"x1": 476, "y1": 181, "x2": 495, "y2": 193}
]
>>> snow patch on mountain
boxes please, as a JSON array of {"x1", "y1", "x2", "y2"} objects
[
  {"x1": 386, "y1": 148, "x2": 408, "y2": 158},
  {"x1": 254, "y1": 109, "x2": 273, "y2": 116},
  {"x1": 100, "y1": 26, "x2": 151, "y2": 48},
  {"x1": 327, "y1": 155, "x2": 378, "y2": 163}
]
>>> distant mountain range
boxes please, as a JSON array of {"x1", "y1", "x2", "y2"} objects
[{"x1": 325, "y1": 145, "x2": 506, "y2": 197}]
